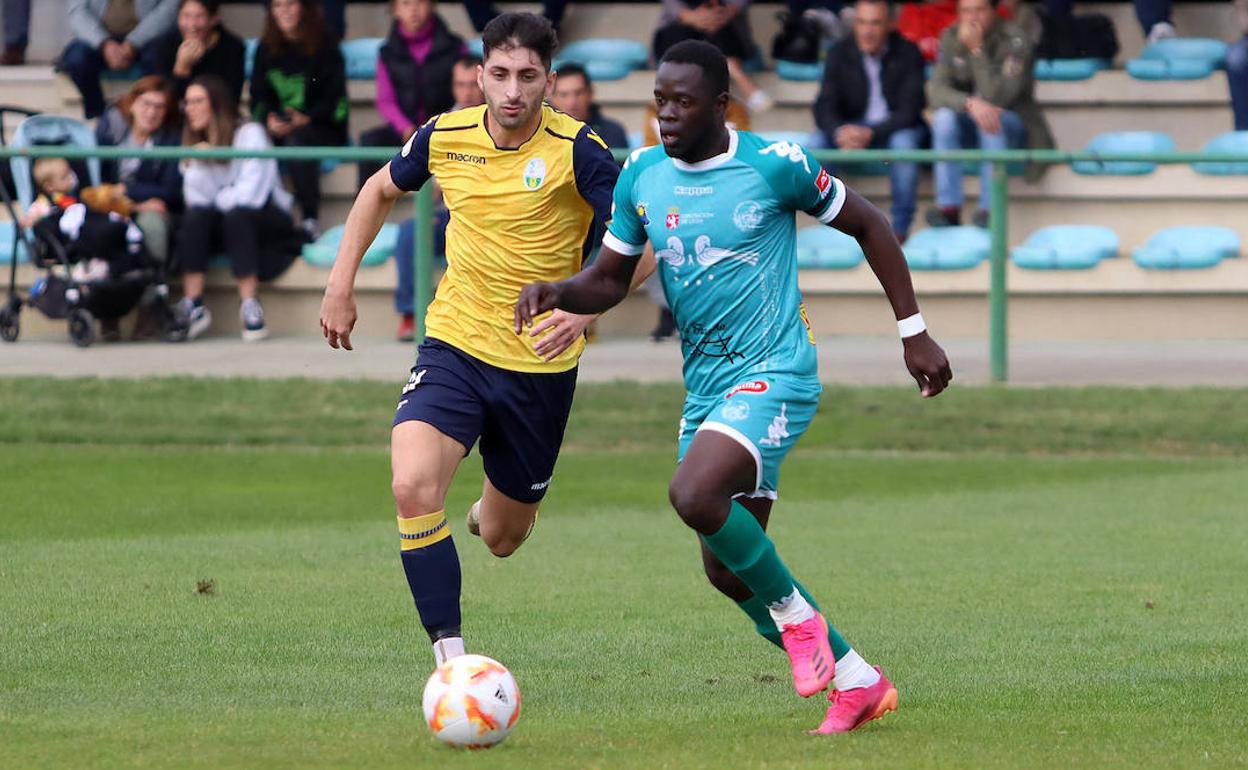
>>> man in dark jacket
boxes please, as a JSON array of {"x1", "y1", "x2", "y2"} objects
[
  {"x1": 814, "y1": 0, "x2": 927, "y2": 240},
  {"x1": 551, "y1": 63, "x2": 630, "y2": 149}
]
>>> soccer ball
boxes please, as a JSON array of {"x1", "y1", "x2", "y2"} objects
[{"x1": 422, "y1": 654, "x2": 520, "y2": 748}]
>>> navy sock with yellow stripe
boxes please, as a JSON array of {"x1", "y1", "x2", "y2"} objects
[{"x1": 398, "y1": 511, "x2": 462, "y2": 641}]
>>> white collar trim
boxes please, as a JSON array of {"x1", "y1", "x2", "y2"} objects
[{"x1": 671, "y1": 129, "x2": 738, "y2": 172}]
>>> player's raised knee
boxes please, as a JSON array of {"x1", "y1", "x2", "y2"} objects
[
  {"x1": 668, "y1": 480, "x2": 718, "y2": 532},
  {"x1": 482, "y1": 532, "x2": 523, "y2": 558}
]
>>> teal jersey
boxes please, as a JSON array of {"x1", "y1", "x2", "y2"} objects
[{"x1": 605, "y1": 130, "x2": 847, "y2": 398}]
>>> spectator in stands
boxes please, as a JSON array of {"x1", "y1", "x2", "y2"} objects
[
  {"x1": 390, "y1": 56, "x2": 483, "y2": 342},
  {"x1": 250, "y1": 0, "x2": 348, "y2": 239},
  {"x1": 1227, "y1": 0, "x2": 1248, "y2": 131},
  {"x1": 654, "y1": 0, "x2": 774, "y2": 113},
  {"x1": 463, "y1": 0, "x2": 567, "y2": 35},
  {"x1": 450, "y1": 54, "x2": 484, "y2": 111},
  {"x1": 925, "y1": 0, "x2": 1052, "y2": 228},
  {"x1": 60, "y1": 0, "x2": 179, "y2": 119},
  {"x1": 551, "y1": 63, "x2": 629, "y2": 148},
  {"x1": 152, "y1": 0, "x2": 245, "y2": 103},
  {"x1": 357, "y1": 0, "x2": 465, "y2": 190},
  {"x1": 815, "y1": 0, "x2": 927, "y2": 240},
  {"x1": 176, "y1": 74, "x2": 305, "y2": 341},
  {"x1": 2, "y1": 0, "x2": 29, "y2": 64},
  {"x1": 1041, "y1": 0, "x2": 1173, "y2": 43},
  {"x1": 95, "y1": 75, "x2": 183, "y2": 268}
]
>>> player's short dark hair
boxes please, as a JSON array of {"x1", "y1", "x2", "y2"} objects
[
  {"x1": 482, "y1": 12, "x2": 558, "y2": 70},
  {"x1": 659, "y1": 40, "x2": 729, "y2": 99},
  {"x1": 455, "y1": 54, "x2": 483, "y2": 70},
  {"x1": 555, "y1": 63, "x2": 592, "y2": 88}
]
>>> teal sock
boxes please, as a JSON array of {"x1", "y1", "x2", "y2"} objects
[
  {"x1": 700, "y1": 501, "x2": 795, "y2": 606},
  {"x1": 733, "y1": 582, "x2": 854, "y2": 660},
  {"x1": 736, "y1": 594, "x2": 784, "y2": 648}
]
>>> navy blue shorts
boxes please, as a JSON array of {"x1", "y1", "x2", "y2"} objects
[{"x1": 393, "y1": 338, "x2": 578, "y2": 504}]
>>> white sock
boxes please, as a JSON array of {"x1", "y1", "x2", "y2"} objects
[
  {"x1": 432, "y1": 636, "x2": 465, "y2": 666},
  {"x1": 833, "y1": 649, "x2": 881, "y2": 691},
  {"x1": 767, "y1": 588, "x2": 816, "y2": 629}
]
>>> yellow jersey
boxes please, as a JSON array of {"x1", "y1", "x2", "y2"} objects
[{"x1": 389, "y1": 103, "x2": 619, "y2": 373}]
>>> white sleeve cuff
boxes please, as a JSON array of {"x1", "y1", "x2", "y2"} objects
[
  {"x1": 603, "y1": 230, "x2": 645, "y2": 256},
  {"x1": 816, "y1": 178, "x2": 848, "y2": 224}
]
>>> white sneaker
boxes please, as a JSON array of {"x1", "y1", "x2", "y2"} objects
[
  {"x1": 1147, "y1": 21, "x2": 1176, "y2": 44},
  {"x1": 239, "y1": 297, "x2": 269, "y2": 342},
  {"x1": 746, "y1": 90, "x2": 774, "y2": 114}
]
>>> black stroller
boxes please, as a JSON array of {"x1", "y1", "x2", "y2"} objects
[{"x1": 0, "y1": 109, "x2": 186, "y2": 346}]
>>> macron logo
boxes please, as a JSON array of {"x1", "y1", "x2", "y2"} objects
[{"x1": 446, "y1": 151, "x2": 487, "y2": 165}]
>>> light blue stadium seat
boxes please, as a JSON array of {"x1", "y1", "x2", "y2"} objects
[
  {"x1": 559, "y1": 38, "x2": 648, "y2": 68},
  {"x1": 101, "y1": 64, "x2": 143, "y2": 81},
  {"x1": 1034, "y1": 58, "x2": 1110, "y2": 81},
  {"x1": 555, "y1": 38, "x2": 646, "y2": 80},
  {"x1": 467, "y1": 38, "x2": 483, "y2": 58},
  {"x1": 1191, "y1": 131, "x2": 1248, "y2": 175},
  {"x1": 244, "y1": 37, "x2": 259, "y2": 80},
  {"x1": 1132, "y1": 226, "x2": 1240, "y2": 270},
  {"x1": 796, "y1": 225, "x2": 864, "y2": 269},
  {"x1": 303, "y1": 223, "x2": 398, "y2": 268},
  {"x1": 341, "y1": 37, "x2": 383, "y2": 80},
  {"x1": 756, "y1": 131, "x2": 824, "y2": 149},
  {"x1": 1011, "y1": 225, "x2": 1118, "y2": 270},
  {"x1": 903, "y1": 227, "x2": 990, "y2": 270},
  {"x1": 1, "y1": 221, "x2": 30, "y2": 264},
  {"x1": 775, "y1": 59, "x2": 824, "y2": 81},
  {"x1": 1072, "y1": 131, "x2": 1175, "y2": 175},
  {"x1": 1126, "y1": 38, "x2": 1227, "y2": 80},
  {"x1": 627, "y1": 131, "x2": 645, "y2": 149}
]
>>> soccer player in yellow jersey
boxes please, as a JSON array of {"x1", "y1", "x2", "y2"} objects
[{"x1": 318, "y1": 13, "x2": 626, "y2": 666}]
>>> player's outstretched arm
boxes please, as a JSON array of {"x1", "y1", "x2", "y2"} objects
[
  {"x1": 514, "y1": 245, "x2": 646, "y2": 333},
  {"x1": 319, "y1": 163, "x2": 406, "y2": 350},
  {"x1": 831, "y1": 186, "x2": 953, "y2": 397}
]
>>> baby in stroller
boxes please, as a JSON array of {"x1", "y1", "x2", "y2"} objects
[
  {"x1": 21, "y1": 157, "x2": 148, "y2": 284},
  {"x1": 17, "y1": 156, "x2": 166, "y2": 341}
]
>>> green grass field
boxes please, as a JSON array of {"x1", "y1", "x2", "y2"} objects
[{"x1": 2, "y1": 379, "x2": 1246, "y2": 769}]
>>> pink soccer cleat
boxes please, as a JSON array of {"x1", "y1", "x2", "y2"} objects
[
  {"x1": 780, "y1": 613, "x2": 835, "y2": 697},
  {"x1": 809, "y1": 667, "x2": 898, "y2": 734}
]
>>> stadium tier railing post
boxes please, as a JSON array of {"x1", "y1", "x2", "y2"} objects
[
  {"x1": 989, "y1": 160, "x2": 1009, "y2": 383},
  {"x1": 414, "y1": 184, "x2": 434, "y2": 345}
]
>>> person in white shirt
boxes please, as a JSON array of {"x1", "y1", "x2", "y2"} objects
[{"x1": 175, "y1": 74, "x2": 305, "y2": 341}]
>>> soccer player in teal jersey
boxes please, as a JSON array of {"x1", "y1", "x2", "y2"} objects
[{"x1": 516, "y1": 40, "x2": 952, "y2": 734}]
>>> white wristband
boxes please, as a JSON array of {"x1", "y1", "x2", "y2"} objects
[{"x1": 897, "y1": 313, "x2": 926, "y2": 339}]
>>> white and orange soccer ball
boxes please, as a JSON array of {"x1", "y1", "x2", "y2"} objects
[{"x1": 422, "y1": 654, "x2": 521, "y2": 749}]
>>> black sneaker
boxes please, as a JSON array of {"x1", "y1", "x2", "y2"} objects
[{"x1": 924, "y1": 206, "x2": 961, "y2": 228}]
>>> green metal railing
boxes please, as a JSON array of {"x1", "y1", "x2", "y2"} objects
[{"x1": 5, "y1": 143, "x2": 1247, "y2": 382}]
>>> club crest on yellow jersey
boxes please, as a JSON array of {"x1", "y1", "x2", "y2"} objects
[{"x1": 523, "y1": 158, "x2": 547, "y2": 190}]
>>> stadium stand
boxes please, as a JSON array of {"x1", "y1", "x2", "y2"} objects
[{"x1": 1, "y1": 0, "x2": 1246, "y2": 341}]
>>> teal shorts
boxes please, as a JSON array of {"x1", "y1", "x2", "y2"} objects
[{"x1": 677, "y1": 375, "x2": 822, "y2": 499}]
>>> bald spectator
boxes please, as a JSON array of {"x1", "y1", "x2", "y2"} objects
[{"x1": 815, "y1": 0, "x2": 927, "y2": 240}]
